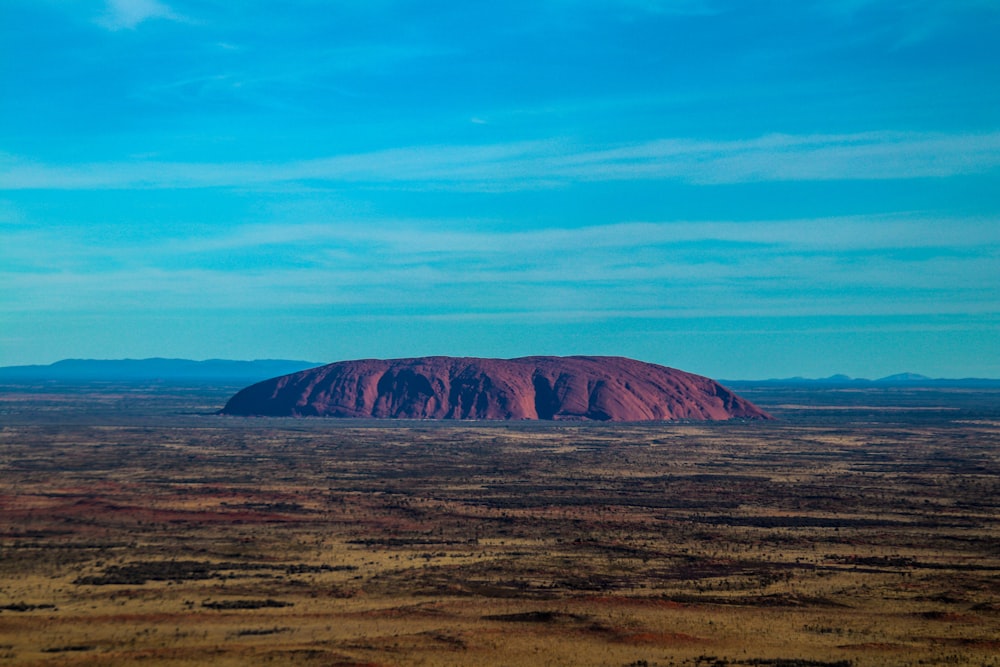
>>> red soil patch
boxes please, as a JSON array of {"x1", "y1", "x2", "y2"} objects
[
  {"x1": 582, "y1": 595, "x2": 690, "y2": 609},
  {"x1": 618, "y1": 631, "x2": 706, "y2": 645},
  {"x1": 838, "y1": 642, "x2": 910, "y2": 651}
]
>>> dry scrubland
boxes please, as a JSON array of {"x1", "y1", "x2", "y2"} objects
[{"x1": 0, "y1": 384, "x2": 999, "y2": 666}]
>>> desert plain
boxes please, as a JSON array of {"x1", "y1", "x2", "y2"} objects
[{"x1": 1, "y1": 381, "x2": 998, "y2": 666}]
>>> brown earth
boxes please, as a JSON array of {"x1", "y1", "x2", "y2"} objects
[
  {"x1": 219, "y1": 355, "x2": 771, "y2": 421},
  {"x1": 2, "y1": 384, "x2": 1000, "y2": 666}
]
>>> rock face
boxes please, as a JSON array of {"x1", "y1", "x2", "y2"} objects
[{"x1": 220, "y1": 356, "x2": 771, "y2": 422}]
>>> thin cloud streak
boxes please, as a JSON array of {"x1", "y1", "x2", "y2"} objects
[
  {"x1": 3, "y1": 263, "x2": 992, "y2": 320},
  {"x1": 176, "y1": 214, "x2": 1000, "y2": 255},
  {"x1": 6, "y1": 213, "x2": 998, "y2": 271},
  {"x1": 96, "y1": 0, "x2": 184, "y2": 30},
  {"x1": 4, "y1": 214, "x2": 996, "y2": 319},
  {"x1": 4, "y1": 131, "x2": 998, "y2": 191},
  {"x1": 819, "y1": 0, "x2": 1000, "y2": 47}
]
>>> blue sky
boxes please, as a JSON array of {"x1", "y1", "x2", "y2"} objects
[{"x1": 1, "y1": 0, "x2": 998, "y2": 378}]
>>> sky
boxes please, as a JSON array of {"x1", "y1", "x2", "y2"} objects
[{"x1": 1, "y1": 0, "x2": 998, "y2": 379}]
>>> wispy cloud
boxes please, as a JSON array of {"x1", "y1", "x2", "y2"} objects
[
  {"x1": 3, "y1": 131, "x2": 998, "y2": 191},
  {"x1": 620, "y1": 0, "x2": 721, "y2": 16},
  {"x1": 175, "y1": 214, "x2": 1000, "y2": 256},
  {"x1": 543, "y1": 0, "x2": 721, "y2": 20},
  {"x1": 96, "y1": 0, "x2": 184, "y2": 30},
  {"x1": 817, "y1": 0, "x2": 1000, "y2": 47},
  {"x1": 3, "y1": 214, "x2": 996, "y2": 319}
]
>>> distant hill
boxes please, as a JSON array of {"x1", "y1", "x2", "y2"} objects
[
  {"x1": 876, "y1": 372, "x2": 933, "y2": 383},
  {"x1": 4, "y1": 359, "x2": 996, "y2": 390},
  {"x1": 723, "y1": 373, "x2": 1000, "y2": 388},
  {"x1": 0, "y1": 358, "x2": 323, "y2": 384}
]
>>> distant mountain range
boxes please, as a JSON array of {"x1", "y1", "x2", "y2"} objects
[
  {"x1": 722, "y1": 373, "x2": 1000, "y2": 388},
  {"x1": 0, "y1": 358, "x2": 997, "y2": 387},
  {"x1": 0, "y1": 358, "x2": 322, "y2": 383}
]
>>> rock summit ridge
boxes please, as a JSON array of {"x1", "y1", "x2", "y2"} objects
[{"x1": 220, "y1": 355, "x2": 771, "y2": 421}]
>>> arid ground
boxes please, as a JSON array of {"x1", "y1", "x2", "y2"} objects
[{"x1": 1, "y1": 382, "x2": 998, "y2": 666}]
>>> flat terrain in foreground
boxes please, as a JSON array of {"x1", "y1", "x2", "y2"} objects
[{"x1": 1, "y1": 383, "x2": 999, "y2": 666}]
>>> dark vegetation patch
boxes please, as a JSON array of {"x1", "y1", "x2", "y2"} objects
[
  {"x1": 74, "y1": 560, "x2": 354, "y2": 585},
  {"x1": 41, "y1": 645, "x2": 93, "y2": 653},
  {"x1": 202, "y1": 599, "x2": 293, "y2": 610},
  {"x1": 683, "y1": 660, "x2": 852, "y2": 667},
  {"x1": 829, "y1": 555, "x2": 999, "y2": 571},
  {"x1": 741, "y1": 661, "x2": 853, "y2": 667},
  {"x1": 347, "y1": 537, "x2": 462, "y2": 547},
  {"x1": 691, "y1": 516, "x2": 905, "y2": 528},
  {"x1": 233, "y1": 626, "x2": 292, "y2": 636},
  {"x1": 76, "y1": 560, "x2": 218, "y2": 585},
  {"x1": 482, "y1": 610, "x2": 590, "y2": 623},
  {"x1": 663, "y1": 593, "x2": 849, "y2": 608},
  {"x1": 420, "y1": 630, "x2": 468, "y2": 649},
  {"x1": 0, "y1": 602, "x2": 57, "y2": 612}
]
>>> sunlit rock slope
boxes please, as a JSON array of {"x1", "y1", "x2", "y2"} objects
[{"x1": 220, "y1": 356, "x2": 771, "y2": 421}]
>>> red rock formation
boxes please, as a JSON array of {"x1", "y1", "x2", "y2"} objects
[{"x1": 220, "y1": 356, "x2": 771, "y2": 421}]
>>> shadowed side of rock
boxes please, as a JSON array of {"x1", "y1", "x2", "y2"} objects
[{"x1": 220, "y1": 356, "x2": 772, "y2": 421}]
